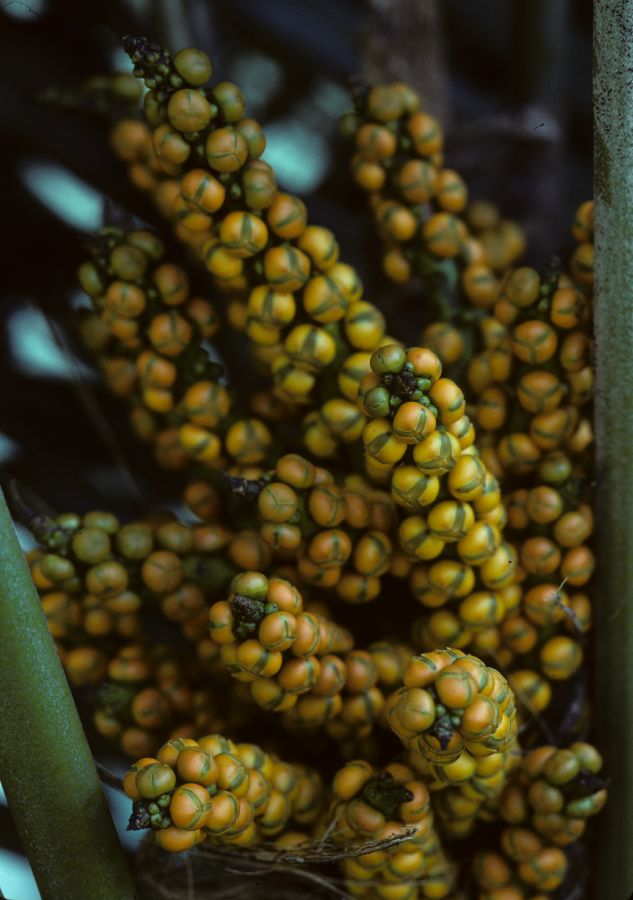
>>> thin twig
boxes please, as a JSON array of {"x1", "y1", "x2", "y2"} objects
[
  {"x1": 96, "y1": 762, "x2": 124, "y2": 793},
  {"x1": 313, "y1": 813, "x2": 339, "y2": 850},
  {"x1": 449, "y1": 109, "x2": 562, "y2": 145},
  {"x1": 547, "y1": 578, "x2": 585, "y2": 634}
]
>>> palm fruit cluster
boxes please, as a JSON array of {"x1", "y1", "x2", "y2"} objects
[
  {"x1": 251, "y1": 452, "x2": 402, "y2": 603},
  {"x1": 471, "y1": 742, "x2": 605, "y2": 898},
  {"x1": 469, "y1": 261, "x2": 592, "y2": 482},
  {"x1": 88, "y1": 643, "x2": 232, "y2": 759},
  {"x1": 124, "y1": 733, "x2": 324, "y2": 851},
  {"x1": 27, "y1": 506, "x2": 249, "y2": 668},
  {"x1": 314, "y1": 642, "x2": 413, "y2": 754},
  {"x1": 206, "y1": 570, "x2": 394, "y2": 752},
  {"x1": 359, "y1": 343, "x2": 467, "y2": 466},
  {"x1": 345, "y1": 82, "x2": 596, "y2": 724},
  {"x1": 463, "y1": 201, "x2": 594, "y2": 489},
  {"x1": 466, "y1": 202, "x2": 595, "y2": 717},
  {"x1": 391, "y1": 653, "x2": 521, "y2": 843},
  {"x1": 339, "y1": 79, "x2": 528, "y2": 412},
  {"x1": 387, "y1": 648, "x2": 517, "y2": 766},
  {"x1": 278, "y1": 637, "x2": 412, "y2": 758},
  {"x1": 317, "y1": 328, "x2": 517, "y2": 665},
  {"x1": 105, "y1": 36, "x2": 394, "y2": 431},
  {"x1": 472, "y1": 836, "x2": 568, "y2": 899},
  {"x1": 208, "y1": 570, "x2": 355, "y2": 715},
  {"x1": 25, "y1": 503, "x2": 280, "y2": 752},
  {"x1": 18, "y1": 33, "x2": 606, "y2": 900},
  {"x1": 464, "y1": 201, "x2": 527, "y2": 276},
  {"x1": 339, "y1": 81, "x2": 593, "y2": 659},
  {"x1": 340, "y1": 79, "x2": 471, "y2": 286},
  {"x1": 28, "y1": 510, "x2": 144, "y2": 683},
  {"x1": 498, "y1": 742, "x2": 606, "y2": 845},
  {"x1": 499, "y1": 451, "x2": 592, "y2": 691},
  {"x1": 330, "y1": 759, "x2": 455, "y2": 898},
  {"x1": 410, "y1": 743, "x2": 519, "y2": 842},
  {"x1": 356, "y1": 344, "x2": 518, "y2": 658},
  {"x1": 77, "y1": 226, "x2": 277, "y2": 473}
]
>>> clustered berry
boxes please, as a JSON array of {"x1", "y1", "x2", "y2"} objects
[
  {"x1": 18, "y1": 37, "x2": 603, "y2": 900},
  {"x1": 78, "y1": 226, "x2": 274, "y2": 473},
  {"x1": 123, "y1": 733, "x2": 324, "y2": 851}
]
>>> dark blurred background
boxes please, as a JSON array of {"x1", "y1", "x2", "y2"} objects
[{"x1": 0, "y1": 1, "x2": 591, "y2": 894}]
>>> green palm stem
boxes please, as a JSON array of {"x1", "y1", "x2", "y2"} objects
[
  {"x1": 0, "y1": 487, "x2": 138, "y2": 900},
  {"x1": 594, "y1": 2, "x2": 633, "y2": 897}
]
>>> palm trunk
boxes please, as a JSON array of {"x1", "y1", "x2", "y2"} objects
[
  {"x1": 594, "y1": 2, "x2": 633, "y2": 896},
  {"x1": 0, "y1": 488, "x2": 137, "y2": 900}
]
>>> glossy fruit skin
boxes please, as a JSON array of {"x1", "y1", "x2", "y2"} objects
[
  {"x1": 169, "y1": 782, "x2": 213, "y2": 829},
  {"x1": 135, "y1": 763, "x2": 177, "y2": 799},
  {"x1": 173, "y1": 48, "x2": 213, "y2": 86},
  {"x1": 82, "y1": 51, "x2": 604, "y2": 889}
]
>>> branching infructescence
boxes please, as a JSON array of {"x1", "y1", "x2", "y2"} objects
[{"x1": 21, "y1": 30, "x2": 604, "y2": 899}]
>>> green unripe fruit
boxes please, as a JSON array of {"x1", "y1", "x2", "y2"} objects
[
  {"x1": 566, "y1": 792, "x2": 607, "y2": 818},
  {"x1": 77, "y1": 262, "x2": 104, "y2": 299},
  {"x1": 371, "y1": 344, "x2": 406, "y2": 375},
  {"x1": 144, "y1": 90, "x2": 166, "y2": 126},
  {"x1": 127, "y1": 230, "x2": 165, "y2": 262},
  {"x1": 40, "y1": 554, "x2": 75, "y2": 582},
  {"x1": 71, "y1": 528, "x2": 112, "y2": 565},
  {"x1": 537, "y1": 452, "x2": 573, "y2": 485},
  {"x1": 173, "y1": 48, "x2": 213, "y2": 86},
  {"x1": 543, "y1": 749, "x2": 580, "y2": 786},
  {"x1": 527, "y1": 780, "x2": 564, "y2": 813},
  {"x1": 230, "y1": 571, "x2": 268, "y2": 601},
  {"x1": 115, "y1": 523, "x2": 154, "y2": 561},
  {"x1": 136, "y1": 763, "x2": 176, "y2": 799},
  {"x1": 110, "y1": 244, "x2": 148, "y2": 281},
  {"x1": 235, "y1": 119, "x2": 266, "y2": 159},
  {"x1": 55, "y1": 512, "x2": 81, "y2": 531},
  {"x1": 212, "y1": 82, "x2": 245, "y2": 123},
  {"x1": 82, "y1": 511, "x2": 120, "y2": 534},
  {"x1": 85, "y1": 560, "x2": 128, "y2": 598},
  {"x1": 364, "y1": 385, "x2": 391, "y2": 418},
  {"x1": 570, "y1": 742, "x2": 603, "y2": 773}
]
